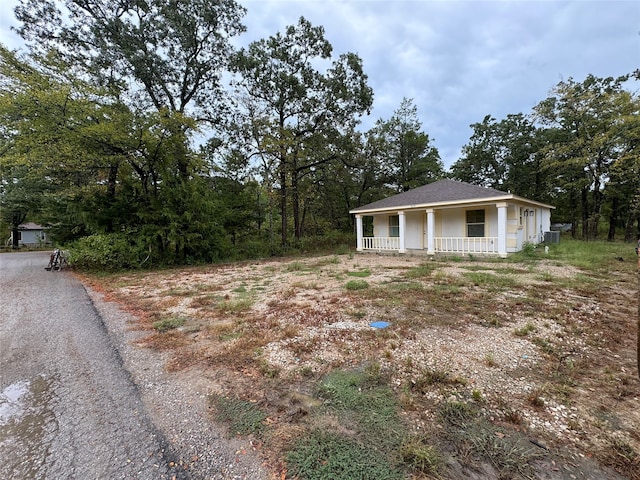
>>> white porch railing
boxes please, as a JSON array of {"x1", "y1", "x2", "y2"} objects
[
  {"x1": 362, "y1": 236, "x2": 399, "y2": 250},
  {"x1": 361, "y1": 236, "x2": 498, "y2": 254},
  {"x1": 435, "y1": 237, "x2": 498, "y2": 254}
]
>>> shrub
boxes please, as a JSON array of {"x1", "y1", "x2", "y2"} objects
[{"x1": 67, "y1": 233, "x2": 148, "y2": 271}]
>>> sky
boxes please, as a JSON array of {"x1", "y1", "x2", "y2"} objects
[{"x1": 1, "y1": 0, "x2": 639, "y2": 169}]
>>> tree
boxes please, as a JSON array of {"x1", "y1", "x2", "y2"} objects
[
  {"x1": 534, "y1": 74, "x2": 638, "y2": 240},
  {"x1": 230, "y1": 17, "x2": 373, "y2": 247},
  {"x1": 0, "y1": 167, "x2": 46, "y2": 248},
  {"x1": 9, "y1": 0, "x2": 247, "y2": 263},
  {"x1": 370, "y1": 98, "x2": 443, "y2": 192},
  {"x1": 451, "y1": 113, "x2": 545, "y2": 200}
]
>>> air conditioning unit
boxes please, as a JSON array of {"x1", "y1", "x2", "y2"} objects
[{"x1": 544, "y1": 231, "x2": 560, "y2": 244}]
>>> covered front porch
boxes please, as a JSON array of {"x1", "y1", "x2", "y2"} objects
[{"x1": 355, "y1": 205, "x2": 510, "y2": 257}]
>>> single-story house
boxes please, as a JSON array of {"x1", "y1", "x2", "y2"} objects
[
  {"x1": 7, "y1": 223, "x2": 50, "y2": 247},
  {"x1": 350, "y1": 179, "x2": 554, "y2": 257}
]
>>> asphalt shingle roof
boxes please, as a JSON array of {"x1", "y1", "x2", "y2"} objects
[{"x1": 350, "y1": 179, "x2": 511, "y2": 213}]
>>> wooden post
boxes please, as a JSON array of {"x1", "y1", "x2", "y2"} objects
[{"x1": 637, "y1": 245, "x2": 640, "y2": 379}]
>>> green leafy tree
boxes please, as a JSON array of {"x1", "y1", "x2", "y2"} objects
[
  {"x1": 230, "y1": 17, "x2": 373, "y2": 246},
  {"x1": 371, "y1": 98, "x2": 443, "y2": 192},
  {"x1": 9, "y1": 0, "x2": 247, "y2": 264},
  {"x1": 534, "y1": 74, "x2": 638, "y2": 239},
  {"x1": 451, "y1": 113, "x2": 546, "y2": 200}
]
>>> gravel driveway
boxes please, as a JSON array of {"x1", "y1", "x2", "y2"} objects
[{"x1": 0, "y1": 252, "x2": 266, "y2": 479}]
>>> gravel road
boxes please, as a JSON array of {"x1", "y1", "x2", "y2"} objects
[{"x1": 0, "y1": 252, "x2": 266, "y2": 479}]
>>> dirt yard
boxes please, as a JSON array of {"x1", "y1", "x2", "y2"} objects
[{"x1": 86, "y1": 251, "x2": 640, "y2": 479}]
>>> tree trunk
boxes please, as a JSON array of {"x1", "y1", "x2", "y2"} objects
[
  {"x1": 280, "y1": 160, "x2": 288, "y2": 248},
  {"x1": 581, "y1": 187, "x2": 589, "y2": 240},
  {"x1": 608, "y1": 196, "x2": 619, "y2": 241},
  {"x1": 292, "y1": 171, "x2": 301, "y2": 240},
  {"x1": 11, "y1": 226, "x2": 20, "y2": 250},
  {"x1": 569, "y1": 189, "x2": 578, "y2": 238}
]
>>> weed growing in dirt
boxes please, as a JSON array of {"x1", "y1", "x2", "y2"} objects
[
  {"x1": 598, "y1": 436, "x2": 640, "y2": 478},
  {"x1": 347, "y1": 269, "x2": 371, "y2": 278},
  {"x1": 483, "y1": 352, "x2": 498, "y2": 367},
  {"x1": 438, "y1": 399, "x2": 542, "y2": 478},
  {"x1": 209, "y1": 394, "x2": 266, "y2": 437},
  {"x1": 152, "y1": 316, "x2": 186, "y2": 332},
  {"x1": 399, "y1": 437, "x2": 443, "y2": 475},
  {"x1": 345, "y1": 279, "x2": 369, "y2": 290},
  {"x1": 410, "y1": 367, "x2": 464, "y2": 394},
  {"x1": 285, "y1": 367, "x2": 411, "y2": 479},
  {"x1": 286, "y1": 429, "x2": 403, "y2": 480},
  {"x1": 514, "y1": 322, "x2": 536, "y2": 337},
  {"x1": 404, "y1": 262, "x2": 439, "y2": 279},
  {"x1": 463, "y1": 271, "x2": 519, "y2": 289}
]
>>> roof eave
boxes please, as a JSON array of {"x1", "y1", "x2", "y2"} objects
[{"x1": 349, "y1": 195, "x2": 554, "y2": 215}]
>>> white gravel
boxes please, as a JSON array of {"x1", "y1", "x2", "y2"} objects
[{"x1": 86, "y1": 286, "x2": 267, "y2": 480}]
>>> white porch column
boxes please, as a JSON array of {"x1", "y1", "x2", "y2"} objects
[
  {"x1": 497, "y1": 202, "x2": 508, "y2": 258},
  {"x1": 426, "y1": 208, "x2": 435, "y2": 254},
  {"x1": 398, "y1": 211, "x2": 406, "y2": 253},
  {"x1": 355, "y1": 214, "x2": 363, "y2": 251}
]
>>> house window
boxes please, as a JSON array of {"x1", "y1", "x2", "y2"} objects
[
  {"x1": 466, "y1": 209, "x2": 485, "y2": 237},
  {"x1": 389, "y1": 215, "x2": 399, "y2": 237}
]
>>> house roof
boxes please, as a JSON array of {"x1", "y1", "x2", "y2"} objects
[
  {"x1": 18, "y1": 222, "x2": 46, "y2": 230},
  {"x1": 350, "y1": 179, "x2": 553, "y2": 214}
]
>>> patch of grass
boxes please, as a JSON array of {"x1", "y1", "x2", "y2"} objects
[
  {"x1": 400, "y1": 437, "x2": 443, "y2": 475},
  {"x1": 439, "y1": 400, "x2": 478, "y2": 427},
  {"x1": 463, "y1": 271, "x2": 519, "y2": 289},
  {"x1": 316, "y1": 368, "x2": 404, "y2": 448},
  {"x1": 411, "y1": 367, "x2": 466, "y2": 394},
  {"x1": 345, "y1": 279, "x2": 369, "y2": 290},
  {"x1": 286, "y1": 429, "x2": 403, "y2": 480},
  {"x1": 216, "y1": 297, "x2": 254, "y2": 313},
  {"x1": 483, "y1": 352, "x2": 498, "y2": 367},
  {"x1": 209, "y1": 394, "x2": 266, "y2": 437},
  {"x1": 309, "y1": 255, "x2": 341, "y2": 268},
  {"x1": 469, "y1": 427, "x2": 542, "y2": 477},
  {"x1": 598, "y1": 436, "x2": 640, "y2": 478},
  {"x1": 439, "y1": 400, "x2": 542, "y2": 478},
  {"x1": 152, "y1": 316, "x2": 186, "y2": 332},
  {"x1": 163, "y1": 287, "x2": 194, "y2": 296},
  {"x1": 405, "y1": 262, "x2": 439, "y2": 279},
  {"x1": 514, "y1": 322, "x2": 536, "y2": 337},
  {"x1": 550, "y1": 239, "x2": 635, "y2": 272},
  {"x1": 346, "y1": 269, "x2": 371, "y2": 277},
  {"x1": 285, "y1": 261, "x2": 307, "y2": 272},
  {"x1": 471, "y1": 389, "x2": 485, "y2": 403}
]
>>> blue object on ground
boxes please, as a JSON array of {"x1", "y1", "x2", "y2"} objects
[{"x1": 370, "y1": 321, "x2": 390, "y2": 329}]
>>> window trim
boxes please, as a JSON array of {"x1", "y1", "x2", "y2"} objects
[
  {"x1": 388, "y1": 215, "x2": 400, "y2": 238},
  {"x1": 466, "y1": 209, "x2": 485, "y2": 238}
]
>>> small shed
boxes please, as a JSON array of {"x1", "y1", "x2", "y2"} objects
[{"x1": 350, "y1": 180, "x2": 554, "y2": 257}]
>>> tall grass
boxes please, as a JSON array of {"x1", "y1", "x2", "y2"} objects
[{"x1": 547, "y1": 239, "x2": 635, "y2": 271}]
